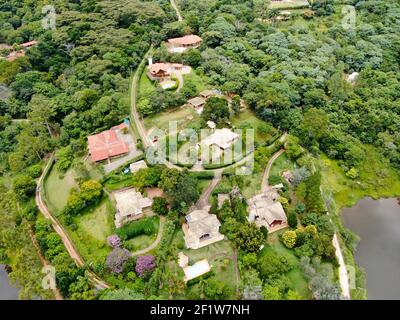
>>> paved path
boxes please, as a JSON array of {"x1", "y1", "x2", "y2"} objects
[
  {"x1": 322, "y1": 186, "x2": 351, "y2": 299},
  {"x1": 132, "y1": 216, "x2": 166, "y2": 256},
  {"x1": 261, "y1": 149, "x2": 285, "y2": 192},
  {"x1": 333, "y1": 234, "x2": 351, "y2": 299},
  {"x1": 36, "y1": 156, "x2": 110, "y2": 290},
  {"x1": 196, "y1": 170, "x2": 222, "y2": 208},
  {"x1": 131, "y1": 53, "x2": 152, "y2": 149},
  {"x1": 171, "y1": 0, "x2": 183, "y2": 21}
]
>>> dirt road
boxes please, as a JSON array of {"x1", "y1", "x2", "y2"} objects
[{"x1": 36, "y1": 157, "x2": 110, "y2": 290}]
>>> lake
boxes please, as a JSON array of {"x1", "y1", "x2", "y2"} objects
[
  {"x1": 0, "y1": 265, "x2": 19, "y2": 300},
  {"x1": 341, "y1": 197, "x2": 400, "y2": 300}
]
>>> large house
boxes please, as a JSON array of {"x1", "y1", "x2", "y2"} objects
[
  {"x1": 182, "y1": 209, "x2": 224, "y2": 249},
  {"x1": 114, "y1": 188, "x2": 153, "y2": 228},
  {"x1": 200, "y1": 128, "x2": 239, "y2": 151},
  {"x1": 167, "y1": 35, "x2": 202, "y2": 53},
  {"x1": 147, "y1": 61, "x2": 191, "y2": 81},
  {"x1": 247, "y1": 192, "x2": 288, "y2": 233},
  {"x1": 87, "y1": 123, "x2": 129, "y2": 162}
]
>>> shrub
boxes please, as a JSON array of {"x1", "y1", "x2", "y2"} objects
[
  {"x1": 27, "y1": 164, "x2": 42, "y2": 178},
  {"x1": 288, "y1": 212, "x2": 298, "y2": 228},
  {"x1": 13, "y1": 175, "x2": 36, "y2": 201},
  {"x1": 151, "y1": 197, "x2": 168, "y2": 215},
  {"x1": 116, "y1": 218, "x2": 156, "y2": 240},
  {"x1": 106, "y1": 248, "x2": 131, "y2": 274},
  {"x1": 107, "y1": 235, "x2": 122, "y2": 248},
  {"x1": 135, "y1": 255, "x2": 156, "y2": 278},
  {"x1": 282, "y1": 231, "x2": 297, "y2": 249}
]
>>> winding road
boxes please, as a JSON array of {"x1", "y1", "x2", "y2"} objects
[{"x1": 36, "y1": 156, "x2": 110, "y2": 290}]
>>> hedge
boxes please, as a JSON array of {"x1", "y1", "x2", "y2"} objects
[{"x1": 116, "y1": 217, "x2": 156, "y2": 240}]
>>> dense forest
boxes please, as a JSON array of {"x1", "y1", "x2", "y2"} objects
[{"x1": 0, "y1": 0, "x2": 399, "y2": 300}]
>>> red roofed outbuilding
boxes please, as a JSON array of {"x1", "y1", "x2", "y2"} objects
[{"x1": 88, "y1": 124, "x2": 129, "y2": 162}]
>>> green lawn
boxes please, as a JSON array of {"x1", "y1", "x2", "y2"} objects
[
  {"x1": 138, "y1": 71, "x2": 157, "y2": 99},
  {"x1": 269, "y1": 152, "x2": 295, "y2": 180},
  {"x1": 67, "y1": 197, "x2": 115, "y2": 264},
  {"x1": 265, "y1": 231, "x2": 312, "y2": 299},
  {"x1": 44, "y1": 167, "x2": 77, "y2": 213},
  {"x1": 320, "y1": 146, "x2": 400, "y2": 209},
  {"x1": 144, "y1": 106, "x2": 200, "y2": 132},
  {"x1": 182, "y1": 71, "x2": 207, "y2": 93},
  {"x1": 231, "y1": 109, "x2": 275, "y2": 144},
  {"x1": 269, "y1": 0, "x2": 310, "y2": 9},
  {"x1": 127, "y1": 216, "x2": 160, "y2": 251},
  {"x1": 241, "y1": 173, "x2": 263, "y2": 198}
]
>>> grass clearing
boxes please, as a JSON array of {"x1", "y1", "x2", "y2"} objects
[
  {"x1": 231, "y1": 109, "x2": 274, "y2": 144},
  {"x1": 320, "y1": 146, "x2": 400, "y2": 209},
  {"x1": 182, "y1": 71, "x2": 207, "y2": 93},
  {"x1": 138, "y1": 71, "x2": 157, "y2": 99},
  {"x1": 67, "y1": 197, "x2": 115, "y2": 264},
  {"x1": 44, "y1": 167, "x2": 77, "y2": 213},
  {"x1": 270, "y1": 152, "x2": 295, "y2": 179},
  {"x1": 144, "y1": 106, "x2": 200, "y2": 132}
]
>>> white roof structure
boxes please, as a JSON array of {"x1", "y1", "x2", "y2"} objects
[
  {"x1": 178, "y1": 252, "x2": 189, "y2": 268},
  {"x1": 114, "y1": 188, "x2": 152, "y2": 227},
  {"x1": 183, "y1": 209, "x2": 224, "y2": 249},
  {"x1": 207, "y1": 121, "x2": 216, "y2": 129},
  {"x1": 201, "y1": 128, "x2": 239, "y2": 150},
  {"x1": 248, "y1": 192, "x2": 288, "y2": 232},
  {"x1": 182, "y1": 259, "x2": 211, "y2": 282},
  {"x1": 130, "y1": 160, "x2": 148, "y2": 174},
  {"x1": 347, "y1": 72, "x2": 359, "y2": 84}
]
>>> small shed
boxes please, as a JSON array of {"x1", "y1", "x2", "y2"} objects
[
  {"x1": 200, "y1": 90, "x2": 215, "y2": 99},
  {"x1": 188, "y1": 96, "x2": 206, "y2": 109}
]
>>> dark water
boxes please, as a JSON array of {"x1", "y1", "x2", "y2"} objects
[
  {"x1": 342, "y1": 197, "x2": 400, "y2": 300},
  {"x1": 0, "y1": 265, "x2": 19, "y2": 300}
]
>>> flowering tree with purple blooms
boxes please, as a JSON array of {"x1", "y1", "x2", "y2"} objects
[
  {"x1": 107, "y1": 234, "x2": 122, "y2": 248},
  {"x1": 106, "y1": 248, "x2": 131, "y2": 274},
  {"x1": 135, "y1": 255, "x2": 156, "y2": 278}
]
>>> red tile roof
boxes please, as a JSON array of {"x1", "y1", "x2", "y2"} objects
[
  {"x1": 168, "y1": 35, "x2": 202, "y2": 46},
  {"x1": 21, "y1": 41, "x2": 38, "y2": 48},
  {"x1": 88, "y1": 125, "x2": 129, "y2": 162}
]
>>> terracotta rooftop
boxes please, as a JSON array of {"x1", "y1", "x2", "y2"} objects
[
  {"x1": 168, "y1": 35, "x2": 202, "y2": 46},
  {"x1": 21, "y1": 41, "x2": 38, "y2": 48},
  {"x1": 88, "y1": 124, "x2": 129, "y2": 162}
]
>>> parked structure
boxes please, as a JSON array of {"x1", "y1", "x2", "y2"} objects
[
  {"x1": 167, "y1": 35, "x2": 202, "y2": 53},
  {"x1": 187, "y1": 96, "x2": 206, "y2": 111},
  {"x1": 200, "y1": 90, "x2": 215, "y2": 99},
  {"x1": 130, "y1": 160, "x2": 148, "y2": 174},
  {"x1": 182, "y1": 209, "x2": 224, "y2": 249},
  {"x1": 87, "y1": 123, "x2": 129, "y2": 162},
  {"x1": 114, "y1": 188, "x2": 153, "y2": 228}
]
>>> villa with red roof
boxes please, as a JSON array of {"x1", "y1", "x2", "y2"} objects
[
  {"x1": 88, "y1": 124, "x2": 130, "y2": 162},
  {"x1": 167, "y1": 34, "x2": 202, "y2": 53}
]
